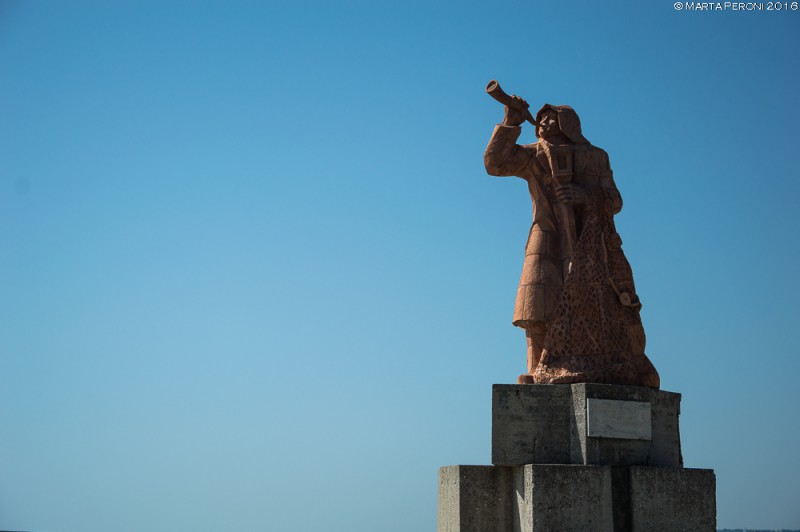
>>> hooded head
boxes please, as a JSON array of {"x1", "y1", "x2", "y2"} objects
[{"x1": 535, "y1": 104, "x2": 589, "y2": 144}]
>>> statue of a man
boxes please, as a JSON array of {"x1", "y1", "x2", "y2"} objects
[{"x1": 485, "y1": 95, "x2": 660, "y2": 388}]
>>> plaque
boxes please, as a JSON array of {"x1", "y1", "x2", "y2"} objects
[{"x1": 586, "y1": 398, "x2": 651, "y2": 440}]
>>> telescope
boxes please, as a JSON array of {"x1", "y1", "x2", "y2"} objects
[{"x1": 485, "y1": 80, "x2": 538, "y2": 127}]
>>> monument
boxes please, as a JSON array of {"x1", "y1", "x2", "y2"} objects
[{"x1": 437, "y1": 81, "x2": 716, "y2": 531}]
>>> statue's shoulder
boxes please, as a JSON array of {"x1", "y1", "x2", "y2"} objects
[
  {"x1": 577, "y1": 143, "x2": 610, "y2": 163},
  {"x1": 574, "y1": 142, "x2": 604, "y2": 153},
  {"x1": 520, "y1": 140, "x2": 546, "y2": 153}
]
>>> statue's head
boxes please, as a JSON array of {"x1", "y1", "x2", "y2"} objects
[{"x1": 535, "y1": 104, "x2": 589, "y2": 144}]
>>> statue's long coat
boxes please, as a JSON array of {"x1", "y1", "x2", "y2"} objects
[
  {"x1": 484, "y1": 124, "x2": 620, "y2": 327},
  {"x1": 484, "y1": 117, "x2": 660, "y2": 388}
]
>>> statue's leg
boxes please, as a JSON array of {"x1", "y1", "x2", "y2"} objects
[{"x1": 517, "y1": 323, "x2": 546, "y2": 384}]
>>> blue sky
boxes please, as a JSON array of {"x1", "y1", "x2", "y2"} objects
[{"x1": 0, "y1": 1, "x2": 798, "y2": 530}]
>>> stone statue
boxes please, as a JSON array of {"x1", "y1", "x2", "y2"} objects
[{"x1": 484, "y1": 81, "x2": 660, "y2": 388}]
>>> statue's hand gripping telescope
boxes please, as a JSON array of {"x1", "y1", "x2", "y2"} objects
[{"x1": 485, "y1": 80, "x2": 539, "y2": 127}]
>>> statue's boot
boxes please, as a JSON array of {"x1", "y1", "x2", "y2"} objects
[{"x1": 517, "y1": 324, "x2": 546, "y2": 384}]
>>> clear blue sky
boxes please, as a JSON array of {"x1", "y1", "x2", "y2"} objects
[{"x1": 1, "y1": 1, "x2": 798, "y2": 530}]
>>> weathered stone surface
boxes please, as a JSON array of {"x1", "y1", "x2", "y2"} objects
[
  {"x1": 438, "y1": 464, "x2": 716, "y2": 531},
  {"x1": 515, "y1": 465, "x2": 614, "y2": 532},
  {"x1": 484, "y1": 80, "x2": 659, "y2": 388},
  {"x1": 438, "y1": 465, "x2": 513, "y2": 532},
  {"x1": 629, "y1": 467, "x2": 716, "y2": 532},
  {"x1": 586, "y1": 398, "x2": 651, "y2": 440},
  {"x1": 571, "y1": 383, "x2": 682, "y2": 467},
  {"x1": 492, "y1": 384, "x2": 572, "y2": 466},
  {"x1": 493, "y1": 383, "x2": 682, "y2": 467}
]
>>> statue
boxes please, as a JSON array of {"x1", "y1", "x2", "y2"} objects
[{"x1": 484, "y1": 81, "x2": 660, "y2": 389}]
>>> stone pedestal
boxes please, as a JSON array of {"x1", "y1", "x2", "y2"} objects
[
  {"x1": 492, "y1": 383, "x2": 682, "y2": 467},
  {"x1": 438, "y1": 466, "x2": 514, "y2": 532},
  {"x1": 438, "y1": 384, "x2": 716, "y2": 532}
]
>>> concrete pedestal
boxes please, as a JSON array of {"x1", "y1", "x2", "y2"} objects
[
  {"x1": 438, "y1": 466, "x2": 514, "y2": 532},
  {"x1": 438, "y1": 464, "x2": 715, "y2": 532},
  {"x1": 438, "y1": 384, "x2": 716, "y2": 532},
  {"x1": 492, "y1": 383, "x2": 682, "y2": 467},
  {"x1": 628, "y1": 466, "x2": 717, "y2": 531}
]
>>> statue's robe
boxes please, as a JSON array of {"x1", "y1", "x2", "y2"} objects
[{"x1": 485, "y1": 123, "x2": 659, "y2": 388}]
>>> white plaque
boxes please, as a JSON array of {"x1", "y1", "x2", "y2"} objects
[{"x1": 586, "y1": 399, "x2": 651, "y2": 440}]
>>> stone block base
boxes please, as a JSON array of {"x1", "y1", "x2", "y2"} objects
[
  {"x1": 438, "y1": 466, "x2": 514, "y2": 532},
  {"x1": 515, "y1": 464, "x2": 614, "y2": 531},
  {"x1": 492, "y1": 383, "x2": 682, "y2": 467},
  {"x1": 437, "y1": 465, "x2": 715, "y2": 532},
  {"x1": 629, "y1": 466, "x2": 717, "y2": 531}
]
